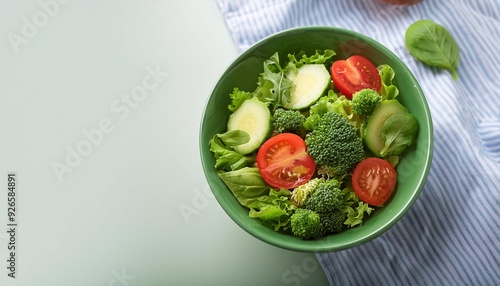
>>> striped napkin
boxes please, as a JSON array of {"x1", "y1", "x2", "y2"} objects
[{"x1": 216, "y1": 0, "x2": 500, "y2": 285}]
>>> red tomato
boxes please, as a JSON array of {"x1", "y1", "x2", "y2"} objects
[
  {"x1": 256, "y1": 133, "x2": 315, "y2": 189},
  {"x1": 352, "y1": 158, "x2": 396, "y2": 206},
  {"x1": 331, "y1": 55, "x2": 382, "y2": 99}
]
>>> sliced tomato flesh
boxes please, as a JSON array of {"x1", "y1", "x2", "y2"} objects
[
  {"x1": 256, "y1": 133, "x2": 315, "y2": 189},
  {"x1": 331, "y1": 55, "x2": 382, "y2": 99},
  {"x1": 352, "y1": 158, "x2": 396, "y2": 206}
]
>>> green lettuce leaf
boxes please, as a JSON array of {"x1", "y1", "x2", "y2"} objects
[
  {"x1": 218, "y1": 168, "x2": 296, "y2": 231},
  {"x1": 377, "y1": 64, "x2": 399, "y2": 101},
  {"x1": 303, "y1": 90, "x2": 360, "y2": 130},
  {"x1": 286, "y1": 49, "x2": 336, "y2": 69},
  {"x1": 249, "y1": 188, "x2": 296, "y2": 231},
  {"x1": 343, "y1": 202, "x2": 374, "y2": 228},
  {"x1": 255, "y1": 52, "x2": 293, "y2": 111},
  {"x1": 340, "y1": 187, "x2": 374, "y2": 228},
  {"x1": 209, "y1": 130, "x2": 253, "y2": 171},
  {"x1": 228, "y1": 88, "x2": 253, "y2": 112}
]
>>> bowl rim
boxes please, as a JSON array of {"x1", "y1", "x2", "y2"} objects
[{"x1": 199, "y1": 25, "x2": 434, "y2": 252}]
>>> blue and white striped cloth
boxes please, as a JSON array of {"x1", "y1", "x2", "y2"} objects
[{"x1": 216, "y1": 0, "x2": 500, "y2": 285}]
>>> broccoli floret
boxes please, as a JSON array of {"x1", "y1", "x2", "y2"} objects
[
  {"x1": 272, "y1": 108, "x2": 306, "y2": 134},
  {"x1": 305, "y1": 179, "x2": 344, "y2": 213},
  {"x1": 305, "y1": 112, "x2": 365, "y2": 178},
  {"x1": 319, "y1": 209, "x2": 345, "y2": 235},
  {"x1": 290, "y1": 177, "x2": 325, "y2": 207},
  {"x1": 351, "y1": 89, "x2": 381, "y2": 117},
  {"x1": 290, "y1": 208, "x2": 321, "y2": 240}
]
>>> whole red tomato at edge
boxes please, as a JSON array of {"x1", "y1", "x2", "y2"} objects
[
  {"x1": 331, "y1": 55, "x2": 382, "y2": 99},
  {"x1": 256, "y1": 133, "x2": 316, "y2": 189}
]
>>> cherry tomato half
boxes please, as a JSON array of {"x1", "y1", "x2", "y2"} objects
[
  {"x1": 352, "y1": 158, "x2": 396, "y2": 206},
  {"x1": 331, "y1": 55, "x2": 382, "y2": 99},
  {"x1": 256, "y1": 133, "x2": 316, "y2": 189}
]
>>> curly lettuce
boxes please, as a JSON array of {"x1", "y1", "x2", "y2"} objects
[
  {"x1": 249, "y1": 188, "x2": 297, "y2": 231},
  {"x1": 303, "y1": 90, "x2": 360, "y2": 130},
  {"x1": 286, "y1": 49, "x2": 336, "y2": 69},
  {"x1": 341, "y1": 187, "x2": 374, "y2": 228},
  {"x1": 228, "y1": 88, "x2": 252, "y2": 112}
]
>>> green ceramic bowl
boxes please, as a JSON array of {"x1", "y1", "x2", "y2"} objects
[{"x1": 200, "y1": 26, "x2": 433, "y2": 252}]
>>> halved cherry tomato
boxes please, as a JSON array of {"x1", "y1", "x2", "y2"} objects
[
  {"x1": 256, "y1": 133, "x2": 315, "y2": 189},
  {"x1": 352, "y1": 158, "x2": 396, "y2": 206},
  {"x1": 331, "y1": 55, "x2": 382, "y2": 99}
]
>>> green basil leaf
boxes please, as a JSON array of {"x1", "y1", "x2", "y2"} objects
[
  {"x1": 405, "y1": 19, "x2": 460, "y2": 80},
  {"x1": 217, "y1": 130, "x2": 250, "y2": 147},
  {"x1": 219, "y1": 168, "x2": 295, "y2": 231},
  {"x1": 380, "y1": 113, "x2": 419, "y2": 157},
  {"x1": 217, "y1": 167, "x2": 270, "y2": 209}
]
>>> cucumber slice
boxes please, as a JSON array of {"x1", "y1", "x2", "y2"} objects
[
  {"x1": 284, "y1": 64, "x2": 331, "y2": 110},
  {"x1": 364, "y1": 100, "x2": 408, "y2": 156},
  {"x1": 227, "y1": 97, "x2": 271, "y2": 154}
]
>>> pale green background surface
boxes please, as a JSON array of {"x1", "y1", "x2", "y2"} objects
[{"x1": 0, "y1": 0, "x2": 329, "y2": 285}]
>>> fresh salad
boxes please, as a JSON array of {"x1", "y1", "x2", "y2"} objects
[{"x1": 209, "y1": 49, "x2": 419, "y2": 240}]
